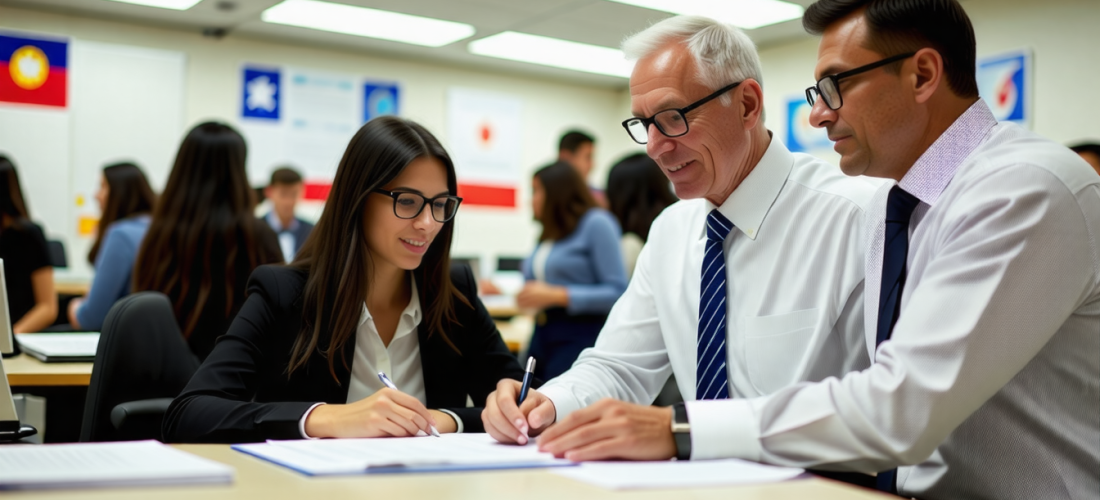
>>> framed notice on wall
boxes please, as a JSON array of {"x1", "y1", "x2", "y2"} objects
[
  {"x1": 446, "y1": 87, "x2": 522, "y2": 208},
  {"x1": 977, "y1": 49, "x2": 1031, "y2": 127}
]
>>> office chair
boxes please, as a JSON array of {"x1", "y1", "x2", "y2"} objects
[
  {"x1": 80, "y1": 292, "x2": 199, "y2": 442},
  {"x1": 46, "y1": 240, "x2": 67, "y2": 268}
]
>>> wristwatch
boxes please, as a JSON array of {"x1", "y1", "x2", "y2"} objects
[{"x1": 670, "y1": 402, "x2": 691, "y2": 460}]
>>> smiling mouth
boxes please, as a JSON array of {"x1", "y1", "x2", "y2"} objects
[
  {"x1": 668, "y1": 161, "x2": 690, "y2": 172},
  {"x1": 400, "y1": 238, "x2": 426, "y2": 247}
]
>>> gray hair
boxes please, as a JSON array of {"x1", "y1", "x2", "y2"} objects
[{"x1": 622, "y1": 16, "x2": 763, "y2": 106}]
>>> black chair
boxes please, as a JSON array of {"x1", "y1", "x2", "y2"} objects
[
  {"x1": 46, "y1": 239, "x2": 67, "y2": 268},
  {"x1": 80, "y1": 292, "x2": 199, "y2": 442},
  {"x1": 496, "y1": 257, "x2": 524, "y2": 272}
]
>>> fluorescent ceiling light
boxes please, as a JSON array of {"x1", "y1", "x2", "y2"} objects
[
  {"x1": 607, "y1": 0, "x2": 804, "y2": 30},
  {"x1": 104, "y1": 0, "x2": 202, "y2": 10},
  {"x1": 262, "y1": 0, "x2": 476, "y2": 48},
  {"x1": 469, "y1": 32, "x2": 633, "y2": 78}
]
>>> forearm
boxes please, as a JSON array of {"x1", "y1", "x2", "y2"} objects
[{"x1": 13, "y1": 301, "x2": 57, "y2": 333}]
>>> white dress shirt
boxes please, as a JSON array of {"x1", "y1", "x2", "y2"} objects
[
  {"x1": 539, "y1": 137, "x2": 881, "y2": 452},
  {"x1": 266, "y1": 211, "x2": 299, "y2": 263},
  {"x1": 685, "y1": 102, "x2": 1100, "y2": 500},
  {"x1": 298, "y1": 278, "x2": 465, "y2": 436}
]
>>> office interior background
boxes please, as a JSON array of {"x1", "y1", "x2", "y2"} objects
[{"x1": 1, "y1": 0, "x2": 1098, "y2": 280}]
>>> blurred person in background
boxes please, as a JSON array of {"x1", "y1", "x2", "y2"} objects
[
  {"x1": 606, "y1": 152, "x2": 679, "y2": 278},
  {"x1": 0, "y1": 155, "x2": 56, "y2": 334}
]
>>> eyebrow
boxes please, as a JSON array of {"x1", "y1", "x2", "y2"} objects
[
  {"x1": 815, "y1": 65, "x2": 845, "y2": 80},
  {"x1": 632, "y1": 98, "x2": 687, "y2": 118},
  {"x1": 391, "y1": 187, "x2": 450, "y2": 198}
]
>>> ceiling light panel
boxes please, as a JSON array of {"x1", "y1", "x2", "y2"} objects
[
  {"x1": 468, "y1": 32, "x2": 633, "y2": 78},
  {"x1": 103, "y1": 0, "x2": 202, "y2": 10},
  {"x1": 606, "y1": 0, "x2": 804, "y2": 30},
  {"x1": 261, "y1": 0, "x2": 477, "y2": 48}
]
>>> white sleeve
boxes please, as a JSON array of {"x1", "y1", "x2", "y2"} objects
[{"x1": 688, "y1": 168, "x2": 1097, "y2": 470}]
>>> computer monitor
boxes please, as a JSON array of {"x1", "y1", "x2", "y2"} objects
[{"x1": 0, "y1": 259, "x2": 37, "y2": 441}]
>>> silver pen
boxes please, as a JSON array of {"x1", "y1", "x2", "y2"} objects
[{"x1": 377, "y1": 371, "x2": 441, "y2": 437}]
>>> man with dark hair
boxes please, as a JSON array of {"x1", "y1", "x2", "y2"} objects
[
  {"x1": 263, "y1": 166, "x2": 314, "y2": 262},
  {"x1": 557, "y1": 130, "x2": 606, "y2": 207},
  {"x1": 1069, "y1": 142, "x2": 1100, "y2": 174},
  {"x1": 637, "y1": 1, "x2": 1098, "y2": 499}
]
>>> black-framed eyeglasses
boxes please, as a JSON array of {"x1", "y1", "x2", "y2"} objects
[
  {"x1": 621, "y1": 81, "x2": 743, "y2": 144},
  {"x1": 372, "y1": 189, "x2": 463, "y2": 222},
  {"x1": 805, "y1": 52, "x2": 916, "y2": 111}
]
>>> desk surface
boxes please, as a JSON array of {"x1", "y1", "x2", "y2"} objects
[
  {"x1": 6, "y1": 444, "x2": 891, "y2": 500},
  {"x1": 3, "y1": 354, "x2": 93, "y2": 387}
]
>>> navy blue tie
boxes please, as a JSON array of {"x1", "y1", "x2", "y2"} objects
[
  {"x1": 697, "y1": 210, "x2": 733, "y2": 400},
  {"x1": 875, "y1": 185, "x2": 920, "y2": 493}
]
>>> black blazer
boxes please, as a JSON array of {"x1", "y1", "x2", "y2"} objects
[{"x1": 163, "y1": 263, "x2": 523, "y2": 443}]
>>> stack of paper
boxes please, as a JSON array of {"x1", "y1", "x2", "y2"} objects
[
  {"x1": 233, "y1": 433, "x2": 572, "y2": 475},
  {"x1": 16, "y1": 332, "x2": 100, "y2": 362},
  {"x1": 553, "y1": 459, "x2": 804, "y2": 490},
  {"x1": 0, "y1": 440, "x2": 234, "y2": 491}
]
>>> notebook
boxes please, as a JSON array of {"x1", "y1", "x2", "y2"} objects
[
  {"x1": 16, "y1": 332, "x2": 100, "y2": 363},
  {"x1": 0, "y1": 440, "x2": 234, "y2": 491},
  {"x1": 233, "y1": 433, "x2": 574, "y2": 476}
]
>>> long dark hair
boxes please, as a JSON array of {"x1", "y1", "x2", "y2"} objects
[
  {"x1": 288, "y1": 116, "x2": 468, "y2": 381},
  {"x1": 607, "y1": 153, "x2": 678, "y2": 242},
  {"x1": 88, "y1": 162, "x2": 156, "y2": 264},
  {"x1": 0, "y1": 155, "x2": 30, "y2": 221},
  {"x1": 534, "y1": 161, "x2": 596, "y2": 242},
  {"x1": 133, "y1": 122, "x2": 267, "y2": 340}
]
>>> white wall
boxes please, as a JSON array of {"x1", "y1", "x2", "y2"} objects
[
  {"x1": 756, "y1": 0, "x2": 1100, "y2": 155},
  {"x1": 0, "y1": 5, "x2": 641, "y2": 279}
]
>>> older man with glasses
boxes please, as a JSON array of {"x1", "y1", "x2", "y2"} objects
[{"x1": 482, "y1": 15, "x2": 880, "y2": 463}]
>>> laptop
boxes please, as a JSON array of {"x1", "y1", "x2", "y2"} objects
[
  {"x1": 16, "y1": 333, "x2": 99, "y2": 363},
  {"x1": 0, "y1": 259, "x2": 39, "y2": 442}
]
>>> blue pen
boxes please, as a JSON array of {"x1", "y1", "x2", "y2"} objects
[
  {"x1": 516, "y1": 357, "x2": 536, "y2": 405},
  {"x1": 377, "y1": 371, "x2": 440, "y2": 437}
]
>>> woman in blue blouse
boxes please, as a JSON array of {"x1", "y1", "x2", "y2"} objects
[
  {"x1": 518, "y1": 161, "x2": 627, "y2": 381},
  {"x1": 68, "y1": 162, "x2": 156, "y2": 330}
]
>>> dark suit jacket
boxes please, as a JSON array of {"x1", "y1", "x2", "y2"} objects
[
  {"x1": 163, "y1": 263, "x2": 523, "y2": 443},
  {"x1": 264, "y1": 212, "x2": 315, "y2": 257}
]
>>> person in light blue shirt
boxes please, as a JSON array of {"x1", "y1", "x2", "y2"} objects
[
  {"x1": 519, "y1": 161, "x2": 627, "y2": 380},
  {"x1": 68, "y1": 162, "x2": 156, "y2": 330}
]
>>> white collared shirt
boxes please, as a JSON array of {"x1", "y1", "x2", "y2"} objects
[
  {"x1": 299, "y1": 278, "x2": 466, "y2": 437},
  {"x1": 266, "y1": 212, "x2": 300, "y2": 263},
  {"x1": 684, "y1": 102, "x2": 1100, "y2": 500},
  {"x1": 539, "y1": 137, "x2": 881, "y2": 451},
  {"x1": 346, "y1": 279, "x2": 425, "y2": 404}
]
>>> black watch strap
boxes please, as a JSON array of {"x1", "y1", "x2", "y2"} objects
[{"x1": 671, "y1": 402, "x2": 691, "y2": 460}]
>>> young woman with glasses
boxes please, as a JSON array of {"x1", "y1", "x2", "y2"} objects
[{"x1": 165, "y1": 116, "x2": 524, "y2": 443}]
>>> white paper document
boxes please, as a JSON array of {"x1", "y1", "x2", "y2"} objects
[
  {"x1": 233, "y1": 433, "x2": 572, "y2": 475},
  {"x1": 0, "y1": 440, "x2": 234, "y2": 491},
  {"x1": 552, "y1": 459, "x2": 804, "y2": 490},
  {"x1": 16, "y1": 332, "x2": 99, "y2": 362}
]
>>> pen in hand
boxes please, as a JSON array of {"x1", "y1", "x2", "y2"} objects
[
  {"x1": 517, "y1": 356, "x2": 536, "y2": 405},
  {"x1": 377, "y1": 371, "x2": 440, "y2": 437}
]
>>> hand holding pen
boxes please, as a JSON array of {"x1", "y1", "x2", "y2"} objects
[{"x1": 378, "y1": 372, "x2": 441, "y2": 437}]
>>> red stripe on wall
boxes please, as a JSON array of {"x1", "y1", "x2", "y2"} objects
[
  {"x1": 303, "y1": 181, "x2": 331, "y2": 201},
  {"x1": 457, "y1": 183, "x2": 516, "y2": 208},
  {"x1": 0, "y1": 64, "x2": 66, "y2": 107}
]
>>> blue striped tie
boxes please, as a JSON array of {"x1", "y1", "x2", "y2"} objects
[{"x1": 697, "y1": 209, "x2": 733, "y2": 401}]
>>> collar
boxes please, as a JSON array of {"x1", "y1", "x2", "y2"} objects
[
  {"x1": 701, "y1": 134, "x2": 793, "y2": 241},
  {"x1": 898, "y1": 100, "x2": 997, "y2": 206},
  {"x1": 266, "y1": 211, "x2": 300, "y2": 233},
  {"x1": 359, "y1": 275, "x2": 422, "y2": 328}
]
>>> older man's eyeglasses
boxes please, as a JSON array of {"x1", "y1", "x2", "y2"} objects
[
  {"x1": 621, "y1": 81, "x2": 743, "y2": 145},
  {"x1": 372, "y1": 189, "x2": 463, "y2": 223},
  {"x1": 805, "y1": 52, "x2": 916, "y2": 111}
]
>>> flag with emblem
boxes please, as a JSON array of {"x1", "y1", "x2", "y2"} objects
[{"x1": 0, "y1": 33, "x2": 67, "y2": 108}]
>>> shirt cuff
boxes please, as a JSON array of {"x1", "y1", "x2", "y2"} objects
[
  {"x1": 437, "y1": 409, "x2": 464, "y2": 433},
  {"x1": 685, "y1": 398, "x2": 761, "y2": 461},
  {"x1": 298, "y1": 402, "x2": 326, "y2": 439},
  {"x1": 539, "y1": 383, "x2": 584, "y2": 422}
]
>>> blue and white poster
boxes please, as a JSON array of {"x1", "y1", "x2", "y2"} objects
[
  {"x1": 242, "y1": 67, "x2": 280, "y2": 120},
  {"x1": 363, "y1": 82, "x2": 399, "y2": 122},
  {"x1": 785, "y1": 96, "x2": 831, "y2": 153},
  {"x1": 977, "y1": 50, "x2": 1030, "y2": 125}
]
